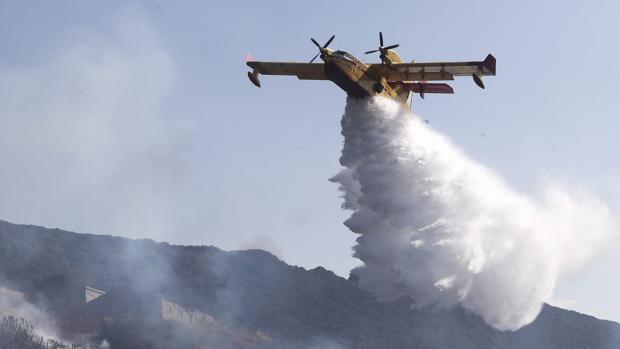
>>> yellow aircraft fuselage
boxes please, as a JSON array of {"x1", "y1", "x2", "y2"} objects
[{"x1": 320, "y1": 48, "x2": 410, "y2": 104}]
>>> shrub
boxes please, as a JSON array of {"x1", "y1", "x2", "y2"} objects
[{"x1": 0, "y1": 316, "x2": 46, "y2": 349}]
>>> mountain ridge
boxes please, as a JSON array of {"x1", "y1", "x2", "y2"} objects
[{"x1": 0, "y1": 219, "x2": 619, "y2": 348}]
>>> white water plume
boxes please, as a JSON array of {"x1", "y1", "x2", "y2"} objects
[{"x1": 330, "y1": 96, "x2": 616, "y2": 331}]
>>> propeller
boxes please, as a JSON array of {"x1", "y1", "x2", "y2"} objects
[
  {"x1": 365, "y1": 32, "x2": 399, "y2": 64},
  {"x1": 309, "y1": 35, "x2": 335, "y2": 63}
]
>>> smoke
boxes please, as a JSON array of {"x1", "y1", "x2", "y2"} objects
[
  {"x1": 330, "y1": 96, "x2": 617, "y2": 331},
  {"x1": 0, "y1": 6, "x2": 189, "y2": 239},
  {"x1": 0, "y1": 287, "x2": 63, "y2": 342}
]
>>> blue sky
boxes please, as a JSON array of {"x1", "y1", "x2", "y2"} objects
[{"x1": 1, "y1": 0, "x2": 619, "y2": 323}]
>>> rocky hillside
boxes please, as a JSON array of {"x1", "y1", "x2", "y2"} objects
[{"x1": 0, "y1": 219, "x2": 619, "y2": 348}]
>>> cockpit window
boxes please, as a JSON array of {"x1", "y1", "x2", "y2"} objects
[{"x1": 333, "y1": 50, "x2": 361, "y2": 64}]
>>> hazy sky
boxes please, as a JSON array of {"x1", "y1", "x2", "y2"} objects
[{"x1": 1, "y1": 0, "x2": 619, "y2": 323}]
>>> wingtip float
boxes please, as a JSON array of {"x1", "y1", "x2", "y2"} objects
[{"x1": 246, "y1": 32, "x2": 496, "y2": 109}]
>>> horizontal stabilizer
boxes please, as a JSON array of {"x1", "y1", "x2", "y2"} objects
[{"x1": 389, "y1": 82, "x2": 454, "y2": 94}]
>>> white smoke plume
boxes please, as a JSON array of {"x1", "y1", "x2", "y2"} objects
[
  {"x1": 330, "y1": 96, "x2": 617, "y2": 331},
  {"x1": 0, "y1": 6, "x2": 188, "y2": 240},
  {"x1": 0, "y1": 287, "x2": 63, "y2": 342}
]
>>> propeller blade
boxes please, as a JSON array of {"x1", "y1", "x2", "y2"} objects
[
  {"x1": 365, "y1": 49, "x2": 380, "y2": 54},
  {"x1": 311, "y1": 38, "x2": 321, "y2": 49},
  {"x1": 309, "y1": 52, "x2": 320, "y2": 63},
  {"x1": 323, "y1": 34, "x2": 335, "y2": 48},
  {"x1": 384, "y1": 44, "x2": 399, "y2": 50},
  {"x1": 379, "y1": 32, "x2": 384, "y2": 46}
]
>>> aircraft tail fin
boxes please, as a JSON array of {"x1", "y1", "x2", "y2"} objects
[
  {"x1": 393, "y1": 85, "x2": 411, "y2": 104},
  {"x1": 389, "y1": 56, "x2": 414, "y2": 104}
]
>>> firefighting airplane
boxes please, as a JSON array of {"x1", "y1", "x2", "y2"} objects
[{"x1": 246, "y1": 32, "x2": 496, "y2": 108}]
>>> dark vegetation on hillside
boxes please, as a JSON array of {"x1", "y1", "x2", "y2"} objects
[
  {"x1": 0, "y1": 316, "x2": 45, "y2": 349},
  {"x1": 1, "y1": 219, "x2": 619, "y2": 348},
  {"x1": 0, "y1": 316, "x2": 70, "y2": 349}
]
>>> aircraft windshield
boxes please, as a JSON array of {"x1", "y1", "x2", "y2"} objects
[{"x1": 333, "y1": 50, "x2": 361, "y2": 64}]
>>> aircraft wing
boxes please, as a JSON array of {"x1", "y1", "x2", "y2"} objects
[
  {"x1": 377, "y1": 54, "x2": 496, "y2": 83},
  {"x1": 247, "y1": 61, "x2": 328, "y2": 80}
]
